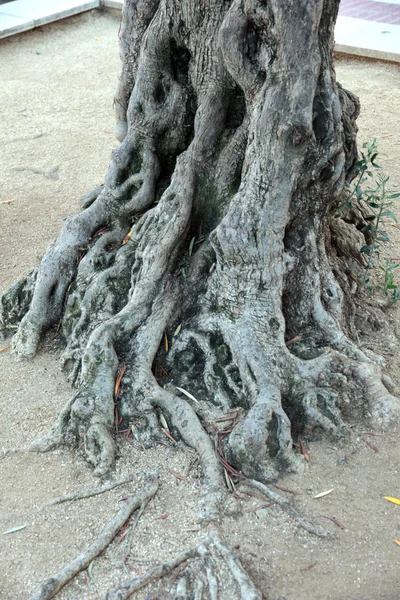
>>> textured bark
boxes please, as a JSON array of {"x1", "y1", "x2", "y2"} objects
[{"x1": 1, "y1": 0, "x2": 398, "y2": 501}]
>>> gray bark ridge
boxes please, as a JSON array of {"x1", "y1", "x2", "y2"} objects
[{"x1": 0, "y1": 0, "x2": 398, "y2": 490}]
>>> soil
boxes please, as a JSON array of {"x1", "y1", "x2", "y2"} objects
[{"x1": 1, "y1": 10, "x2": 400, "y2": 600}]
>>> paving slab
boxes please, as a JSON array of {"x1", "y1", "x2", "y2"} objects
[
  {"x1": 335, "y1": 15, "x2": 400, "y2": 62},
  {"x1": 102, "y1": 0, "x2": 123, "y2": 8},
  {"x1": 0, "y1": 0, "x2": 100, "y2": 28},
  {"x1": 0, "y1": 0, "x2": 400, "y2": 65},
  {"x1": 0, "y1": 11, "x2": 32, "y2": 39},
  {"x1": 340, "y1": 0, "x2": 400, "y2": 25}
]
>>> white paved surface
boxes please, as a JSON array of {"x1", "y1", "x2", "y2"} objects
[
  {"x1": 0, "y1": 0, "x2": 99, "y2": 38},
  {"x1": 0, "y1": 0, "x2": 399, "y2": 64},
  {"x1": 103, "y1": 0, "x2": 122, "y2": 7},
  {"x1": 336, "y1": 15, "x2": 400, "y2": 62},
  {"x1": 0, "y1": 11, "x2": 32, "y2": 38}
]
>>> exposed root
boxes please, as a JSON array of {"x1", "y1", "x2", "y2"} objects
[
  {"x1": 226, "y1": 383, "x2": 299, "y2": 482},
  {"x1": 80, "y1": 184, "x2": 104, "y2": 209},
  {"x1": 243, "y1": 479, "x2": 335, "y2": 538},
  {"x1": 43, "y1": 473, "x2": 135, "y2": 507},
  {"x1": 105, "y1": 546, "x2": 197, "y2": 600},
  {"x1": 150, "y1": 385, "x2": 226, "y2": 523},
  {"x1": 1, "y1": 5, "x2": 399, "y2": 599},
  {"x1": 295, "y1": 350, "x2": 400, "y2": 435},
  {"x1": 28, "y1": 474, "x2": 159, "y2": 600},
  {"x1": 0, "y1": 268, "x2": 37, "y2": 332},
  {"x1": 0, "y1": 446, "x2": 31, "y2": 460},
  {"x1": 105, "y1": 529, "x2": 262, "y2": 600},
  {"x1": 125, "y1": 498, "x2": 151, "y2": 557}
]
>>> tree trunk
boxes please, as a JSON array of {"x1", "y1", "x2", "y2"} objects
[{"x1": 1, "y1": 0, "x2": 398, "y2": 499}]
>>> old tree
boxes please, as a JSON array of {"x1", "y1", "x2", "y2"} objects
[{"x1": 1, "y1": 0, "x2": 399, "y2": 598}]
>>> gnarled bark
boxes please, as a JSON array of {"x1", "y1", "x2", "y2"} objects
[{"x1": 1, "y1": 0, "x2": 398, "y2": 517}]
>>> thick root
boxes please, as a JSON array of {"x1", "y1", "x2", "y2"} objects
[
  {"x1": 226, "y1": 389, "x2": 300, "y2": 481},
  {"x1": 243, "y1": 479, "x2": 335, "y2": 538},
  {"x1": 1, "y1": 0, "x2": 398, "y2": 575},
  {"x1": 0, "y1": 269, "x2": 37, "y2": 332},
  {"x1": 295, "y1": 350, "x2": 400, "y2": 434},
  {"x1": 29, "y1": 475, "x2": 159, "y2": 600},
  {"x1": 105, "y1": 529, "x2": 262, "y2": 600}
]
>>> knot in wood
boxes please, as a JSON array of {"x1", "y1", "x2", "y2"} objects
[{"x1": 291, "y1": 122, "x2": 309, "y2": 146}]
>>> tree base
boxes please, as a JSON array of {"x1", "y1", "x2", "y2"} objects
[{"x1": 1, "y1": 0, "x2": 400, "y2": 595}]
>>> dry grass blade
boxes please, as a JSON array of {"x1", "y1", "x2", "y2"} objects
[{"x1": 0, "y1": 347, "x2": 8, "y2": 353}]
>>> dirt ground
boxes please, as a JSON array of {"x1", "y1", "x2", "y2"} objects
[{"x1": 1, "y1": 10, "x2": 400, "y2": 600}]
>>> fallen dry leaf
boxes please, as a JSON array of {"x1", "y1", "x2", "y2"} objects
[
  {"x1": 384, "y1": 496, "x2": 400, "y2": 505},
  {"x1": 0, "y1": 347, "x2": 7, "y2": 353},
  {"x1": 114, "y1": 365, "x2": 127, "y2": 400},
  {"x1": 122, "y1": 229, "x2": 133, "y2": 245},
  {"x1": 159, "y1": 413, "x2": 169, "y2": 431},
  {"x1": 176, "y1": 386, "x2": 199, "y2": 403},
  {"x1": 2, "y1": 524, "x2": 27, "y2": 535},
  {"x1": 313, "y1": 488, "x2": 335, "y2": 499},
  {"x1": 224, "y1": 468, "x2": 233, "y2": 491}
]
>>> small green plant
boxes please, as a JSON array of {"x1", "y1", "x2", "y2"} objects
[
  {"x1": 377, "y1": 259, "x2": 400, "y2": 301},
  {"x1": 340, "y1": 139, "x2": 400, "y2": 300}
]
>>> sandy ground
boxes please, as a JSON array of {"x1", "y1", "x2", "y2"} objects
[{"x1": 1, "y1": 10, "x2": 400, "y2": 600}]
